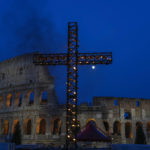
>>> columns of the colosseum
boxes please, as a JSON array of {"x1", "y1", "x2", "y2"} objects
[
  {"x1": 142, "y1": 109, "x2": 146, "y2": 120},
  {"x1": 47, "y1": 88, "x2": 57, "y2": 105},
  {"x1": 8, "y1": 119, "x2": 13, "y2": 135},
  {"x1": 96, "y1": 116, "x2": 105, "y2": 131},
  {"x1": 120, "y1": 108, "x2": 124, "y2": 120},
  {"x1": 34, "y1": 89, "x2": 40, "y2": 106},
  {"x1": 19, "y1": 116, "x2": 24, "y2": 136},
  {"x1": 11, "y1": 93, "x2": 15, "y2": 108},
  {"x1": 78, "y1": 114, "x2": 86, "y2": 129},
  {"x1": 32, "y1": 115, "x2": 38, "y2": 137},
  {"x1": 46, "y1": 117, "x2": 51, "y2": 135},
  {"x1": 143, "y1": 121, "x2": 147, "y2": 142},
  {"x1": 3, "y1": 93, "x2": 7, "y2": 109},
  {"x1": 109, "y1": 121, "x2": 113, "y2": 134},
  {"x1": 61, "y1": 115, "x2": 66, "y2": 136},
  {"x1": 121, "y1": 122, "x2": 126, "y2": 144},
  {"x1": 22, "y1": 91, "x2": 27, "y2": 106},
  {"x1": 132, "y1": 121, "x2": 136, "y2": 143}
]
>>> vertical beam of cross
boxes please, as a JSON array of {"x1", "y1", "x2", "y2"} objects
[
  {"x1": 66, "y1": 22, "x2": 78, "y2": 148},
  {"x1": 33, "y1": 22, "x2": 112, "y2": 149}
]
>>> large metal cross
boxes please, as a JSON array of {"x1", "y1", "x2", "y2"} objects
[{"x1": 33, "y1": 22, "x2": 112, "y2": 149}]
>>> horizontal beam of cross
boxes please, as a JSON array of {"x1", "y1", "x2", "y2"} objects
[{"x1": 33, "y1": 52, "x2": 112, "y2": 65}]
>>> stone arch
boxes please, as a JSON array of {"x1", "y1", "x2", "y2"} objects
[
  {"x1": 6, "y1": 93, "x2": 12, "y2": 107},
  {"x1": 36, "y1": 118, "x2": 46, "y2": 134},
  {"x1": 27, "y1": 91, "x2": 34, "y2": 105},
  {"x1": 40, "y1": 91, "x2": 48, "y2": 105},
  {"x1": 24, "y1": 118, "x2": 32, "y2": 135},
  {"x1": 12, "y1": 119, "x2": 19, "y2": 133},
  {"x1": 0, "y1": 95, "x2": 3, "y2": 108},
  {"x1": 136, "y1": 121, "x2": 142, "y2": 128},
  {"x1": 3, "y1": 120, "x2": 9, "y2": 135},
  {"x1": 15, "y1": 92, "x2": 23, "y2": 107},
  {"x1": 86, "y1": 118, "x2": 97, "y2": 127},
  {"x1": 147, "y1": 122, "x2": 150, "y2": 133},
  {"x1": 113, "y1": 121, "x2": 121, "y2": 135},
  {"x1": 103, "y1": 121, "x2": 110, "y2": 135},
  {"x1": 51, "y1": 118, "x2": 61, "y2": 135},
  {"x1": 136, "y1": 121, "x2": 143, "y2": 137},
  {"x1": 147, "y1": 122, "x2": 150, "y2": 138},
  {"x1": 125, "y1": 122, "x2": 132, "y2": 138},
  {"x1": 124, "y1": 112, "x2": 132, "y2": 119}
]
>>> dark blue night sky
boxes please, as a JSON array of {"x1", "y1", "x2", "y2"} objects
[{"x1": 0, "y1": 0, "x2": 150, "y2": 104}]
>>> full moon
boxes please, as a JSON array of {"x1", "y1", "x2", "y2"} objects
[{"x1": 92, "y1": 65, "x2": 95, "y2": 69}]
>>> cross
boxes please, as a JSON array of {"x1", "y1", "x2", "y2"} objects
[{"x1": 33, "y1": 22, "x2": 112, "y2": 149}]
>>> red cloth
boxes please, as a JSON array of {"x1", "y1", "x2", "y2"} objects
[{"x1": 77, "y1": 124, "x2": 111, "y2": 142}]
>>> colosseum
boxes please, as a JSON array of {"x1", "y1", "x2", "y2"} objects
[{"x1": 0, "y1": 53, "x2": 149, "y2": 146}]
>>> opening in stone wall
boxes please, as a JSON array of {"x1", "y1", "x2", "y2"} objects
[
  {"x1": 6, "y1": 93, "x2": 12, "y2": 107},
  {"x1": 125, "y1": 122, "x2": 132, "y2": 138},
  {"x1": 147, "y1": 122, "x2": 150, "y2": 138},
  {"x1": 0, "y1": 95, "x2": 3, "y2": 108},
  {"x1": 113, "y1": 121, "x2": 121, "y2": 135},
  {"x1": 86, "y1": 118, "x2": 97, "y2": 127},
  {"x1": 52, "y1": 118, "x2": 61, "y2": 135},
  {"x1": 114, "y1": 100, "x2": 118, "y2": 106},
  {"x1": 103, "y1": 121, "x2": 110, "y2": 135},
  {"x1": 12, "y1": 119, "x2": 19, "y2": 133},
  {"x1": 136, "y1": 101, "x2": 140, "y2": 107},
  {"x1": 124, "y1": 112, "x2": 131, "y2": 120},
  {"x1": 3, "y1": 120, "x2": 9, "y2": 135},
  {"x1": 36, "y1": 118, "x2": 46, "y2": 134},
  {"x1": 28, "y1": 92, "x2": 34, "y2": 105},
  {"x1": 24, "y1": 119, "x2": 32, "y2": 135},
  {"x1": 40, "y1": 91, "x2": 48, "y2": 105},
  {"x1": 15, "y1": 93, "x2": 23, "y2": 107}
]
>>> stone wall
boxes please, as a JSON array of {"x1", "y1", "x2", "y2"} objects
[{"x1": 0, "y1": 53, "x2": 149, "y2": 147}]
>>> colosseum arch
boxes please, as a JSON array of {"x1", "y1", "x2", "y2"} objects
[
  {"x1": 12, "y1": 119, "x2": 19, "y2": 134},
  {"x1": 51, "y1": 118, "x2": 61, "y2": 135},
  {"x1": 6, "y1": 93, "x2": 12, "y2": 107},
  {"x1": 36, "y1": 118, "x2": 46, "y2": 134},
  {"x1": 147, "y1": 122, "x2": 150, "y2": 138},
  {"x1": 136, "y1": 121, "x2": 143, "y2": 128},
  {"x1": 3, "y1": 120, "x2": 9, "y2": 135},
  {"x1": 27, "y1": 91, "x2": 34, "y2": 105},
  {"x1": 40, "y1": 91, "x2": 48, "y2": 105},
  {"x1": 15, "y1": 92, "x2": 23, "y2": 107},
  {"x1": 103, "y1": 121, "x2": 110, "y2": 135},
  {"x1": 136, "y1": 121, "x2": 143, "y2": 135},
  {"x1": 147, "y1": 122, "x2": 150, "y2": 132},
  {"x1": 125, "y1": 122, "x2": 132, "y2": 138},
  {"x1": 113, "y1": 121, "x2": 121, "y2": 135},
  {"x1": 0, "y1": 95, "x2": 3, "y2": 109},
  {"x1": 86, "y1": 118, "x2": 97, "y2": 127},
  {"x1": 24, "y1": 118, "x2": 32, "y2": 135}
]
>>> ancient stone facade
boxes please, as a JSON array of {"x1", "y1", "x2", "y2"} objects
[{"x1": 0, "y1": 53, "x2": 149, "y2": 146}]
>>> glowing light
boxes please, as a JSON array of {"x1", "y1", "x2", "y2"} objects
[
  {"x1": 72, "y1": 112, "x2": 76, "y2": 115},
  {"x1": 73, "y1": 138, "x2": 76, "y2": 142},
  {"x1": 72, "y1": 124, "x2": 75, "y2": 127},
  {"x1": 73, "y1": 67, "x2": 76, "y2": 70},
  {"x1": 92, "y1": 65, "x2": 95, "y2": 69}
]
